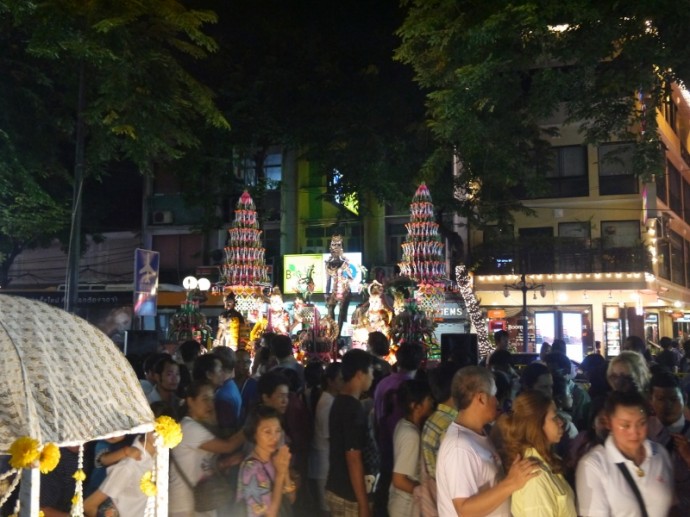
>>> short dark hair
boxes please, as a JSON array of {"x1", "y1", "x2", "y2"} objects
[
  {"x1": 395, "y1": 342, "x2": 425, "y2": 372},
  {"x1": 488, "y1": 349, "x2": 513, "y2": 368},
  {"x1": 551, "y1": 339, "x2": 566, "y2": 354},
  {"x1": 659, "y1": 336, "x2": 673, "y2": 350},
  {"x1": 304, "y1": 361, "x2": 325, "y2": 389},
  {"x1": 650, "y1": 370, "x2": 681, "y2": 391},
  {"x1": 368, "y1": 331, "x2": 390, "y2": 357},
  {"x1": 179, "y1": 340, "x2": 204, "y2": 363},
  {"x1": 428, "y1": 362, "x2": 461, "y2": 403},
  {"x1": 270, "y1": 335, "x2": 294, "y2": 360},
  {"x1": 323, "y1": 362, "x2": 342, "y2": 390},
  {"x1": 520, "y1": 362, "x2": 551, "y2": 390},
  {"x1": 144, "y1": 352, "x2": 170, "y2": 374},
  {"x1": 153, "y1": 355, "x2": 178, "y2": 376},
  {"x1": 212, "y1": 346, "x2": 236, "y2": 371},
  {"x1": 192, "y1": 354, "x2": 221, "y2": 382},
  {"x1": 494, "y1": 330, "x2": 508, "y2": 341},
  {"x1": 341, "y1": 349, "x2": 373, "y2": 382},
  {"x1": 544, "y1": 352, "x2": 572, "y2": 376},
  {"x1": 243, "y1": 405, "x2": 281, "y2": 442},
  {"x1": 580, "y1": 353, "x2": 606, "y2": 374},
  {"x1": 184, "y1": 379, "x2": 214, "y2": 399},
  {"x1": 398, "y1": 379, "x2": 431, "y2": 416},
  {"x1": 257, "y1": 370, "x2": 290, "y2": 399},
  {"x1": 605, "y1": 389, "x2": 650, "y2": 417},
  {"x1": 624, "y1": 335, "x2": 646, "y2": 354}
]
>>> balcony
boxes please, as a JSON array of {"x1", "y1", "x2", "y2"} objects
[{"x1": 471, "y1": 237, "x2": 651, "y2": 275}]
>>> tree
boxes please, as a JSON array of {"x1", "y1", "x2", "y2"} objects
[
  {"x1": 1, "y1": 1, "x2": 228, "y2": 299},
  {"x1": 200, "y1": 0, "x2": 432, "y2": 211},
  {"x1": 396, "y1": 0, "x2": 690, "y2": 226}
]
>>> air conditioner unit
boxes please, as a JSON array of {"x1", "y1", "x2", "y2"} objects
[{"x1": 152, "y1": 210, "x2": 174, "y2": 224}]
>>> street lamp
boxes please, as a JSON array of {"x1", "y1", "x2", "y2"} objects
[
  {"x1": 183, "y1": 276, "x2": 211, "y2": 302},
  {"x1": 504, "y1": 273, "x2": 546, "y2": 352}
]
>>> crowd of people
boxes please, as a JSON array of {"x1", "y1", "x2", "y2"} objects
[{"x1": 28, "y1": 329, "x2": 690, "y2": 517}]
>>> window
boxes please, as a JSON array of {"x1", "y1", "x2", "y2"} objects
[
  {"x1": 558, "y1": 222, "x2": 591, "y2": 273},
  {"x1": 328, "y1": 169, "x2": 359, "y2": 215},
  {"x1": 662, "y1": 95, "x2": 678, "y2": 134},
  {"x1": 669, "y1": 231, "x2": 684, "y2": 286},
  {"x1": 519, "y1": 227, "x2": 554, "y2": 273},
  {"x1": 237, "y1": 151, "x2": 282, "y2": 189},
  {"x1": 598, "y1": 143, "x2": 638, "y2": 195},
  {"x1": 544, "y1": 146, "x2": 589, "y2": 197},
  {"x1": 387, "y1": 220, "x2": 408, "y2": 264},
  {"x1": 656, "y1": 168, "x2": 667, "y2": 205},
  {"x1": 558, "y1": 222, "x2": 590, "y2": 239},
  {"x1": 601, "y1": 221, "x2": 640, "y2": 248},
  {"x1": 668, "y1": 161, "x2": 682, "y2": 217},
  {"x1": 478, "y1": 225, "x2": 515, "y2": 273},
  {"x1": 600, "y1": 221, "x2": 644, "y2": 272}
]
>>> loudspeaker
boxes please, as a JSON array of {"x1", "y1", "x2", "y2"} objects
[{"x1": 441, "y1": 333, "x2": 479, "y2": 366}]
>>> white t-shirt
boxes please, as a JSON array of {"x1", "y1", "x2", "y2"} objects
[
  {"x1": 388, "y1": 418, "x2": 421, "y2": 517},
  {"x1": 99, "y1": 438, "x2": 154, "y2": 516},
  {"x1": 308, "y1": 391, "x2": 335, "y2": 480},
  {"x1": 169, "y1": 417, "x2": 217, "y2": 513},
  {"x1": 436, "y1": 422, "x2": 510, "y2": 517},
  {"x1": 576, "y1": 435, "x2": 673, "y2": 517}
]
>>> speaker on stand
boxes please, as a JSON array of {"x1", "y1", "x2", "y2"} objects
[{"x1": 440, "y1": 333, "x2": 479, "y2": 366}]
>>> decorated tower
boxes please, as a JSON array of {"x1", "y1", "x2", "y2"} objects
[
  {"x1": 221, "y1": 190, "x2": 270, "y2": 322},
  {"x1": 398, "y1": 183, "x2": 447, "y2": 317}
]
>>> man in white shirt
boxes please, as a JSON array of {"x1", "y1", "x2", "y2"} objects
[{"x1": 436, "y1": 366, "x2": 538, "y2": 517}]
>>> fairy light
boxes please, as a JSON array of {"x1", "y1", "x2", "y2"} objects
[{"x1": 456, "y1": 265, "x2": 491, "y2": 358}]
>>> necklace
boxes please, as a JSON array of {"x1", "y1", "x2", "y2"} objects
[{"x1": 622, "y1": 453, "x2": 645, "y2": 477}]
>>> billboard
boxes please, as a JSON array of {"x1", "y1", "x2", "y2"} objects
[{"x1": 283, "y1": 253, "x2": 363, "y2": 295}]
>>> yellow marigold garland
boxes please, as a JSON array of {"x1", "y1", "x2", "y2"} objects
[
  {"x1": 154, "y1": 415, "x2": 183, "y2": 449},
  {"x1": 8, "y1": 437, "x2": 40, "y2": 469},
  {"x1": 140, "y1": 471, "x2": 157, "y2": 497},
  {"x1": 39, "y1": 443, "x2": 61, "y2": 474},
  {"x1": 9, "y1": 437, "x2": 60, "y2": 474}
]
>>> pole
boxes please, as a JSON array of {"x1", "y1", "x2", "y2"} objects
[
  {"x1": 521, "y1": 273, "x2": 529, "y2": 352},
  {"x1": 64, "y1": 60, "x2": 86, "y2": 313}
]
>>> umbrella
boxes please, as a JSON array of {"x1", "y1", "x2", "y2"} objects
[{"x1": 0, "y1": 294, "x2": 154, "y2": 450}]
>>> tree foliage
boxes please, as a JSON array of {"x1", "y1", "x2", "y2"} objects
[
  {"x1": 396, "y1": 0, "x2": 690, "y2": 226},
  {"x1": 203, "y1": 0, "x2": 432, "y2": 211},
  {"x1": 0, "y1": 0, "x2": 227, "y2": 285}
]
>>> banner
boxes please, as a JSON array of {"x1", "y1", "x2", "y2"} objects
[{"x1": 134, "y1": 248, "x2": 159, "y2": 316}]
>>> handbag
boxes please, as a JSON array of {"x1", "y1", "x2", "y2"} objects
[{"x1": 171, "y1": 453, "x2": 234, "y2": 512}]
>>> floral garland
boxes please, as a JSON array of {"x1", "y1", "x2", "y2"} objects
[
  {"x1": 3, "y1": 437, "x2": 61, "y2": 515},
  {"x1": 140, "y1": 415, "x2": 184, "y2": 513}
]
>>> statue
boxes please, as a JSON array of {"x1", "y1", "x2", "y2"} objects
[
  {"x1": 214, "y1": 293, "x2": 245, "y2": 350},
  {"x1": 325, "y1": 234, "x2": 353, "y2": 336},
  {"x1": 266, "y1": 286, "x2": 290, "y2": 336},
  {"x1": 350, "y1": 281, "x2": 393, "y2": 350}
]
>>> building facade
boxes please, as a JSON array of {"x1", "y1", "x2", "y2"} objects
[{"x1": 469, "y1": 84, "x2": 690, "y2": 360}]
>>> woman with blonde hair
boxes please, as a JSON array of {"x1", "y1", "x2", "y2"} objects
[
  {"x1": 607, "y1": 351, "x2": 650, "y2": 394},
  {"x1": 492, "y1": 390, "x2": 576, "y2": 517}
]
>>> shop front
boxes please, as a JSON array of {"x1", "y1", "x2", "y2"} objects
[{"x1": 486, "y1": 305, "x2": 593, "y2": 360}]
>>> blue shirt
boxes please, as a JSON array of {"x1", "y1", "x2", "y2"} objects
[{"x1": 216, "y1": 378, "x2": 242, "y2": 433}]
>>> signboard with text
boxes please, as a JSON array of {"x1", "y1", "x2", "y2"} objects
[{"x1": 283, "y1": 253, "x2": 363, "y2": 295}]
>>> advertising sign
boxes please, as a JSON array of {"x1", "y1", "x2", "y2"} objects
[
  {"x1": 134, "y1": 248, "x2": 159, "y2": 316},
  {"x1": 283, "y1": 253, "x2": 363, "y2": 295}
]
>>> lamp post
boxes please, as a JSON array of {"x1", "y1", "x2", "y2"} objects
[
  {"x1": 503, "y1": 273, "x2": 546, "y2": 352},
  {"x1": 182, "y1": 276, "x2": 211, "y2": 302}
]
